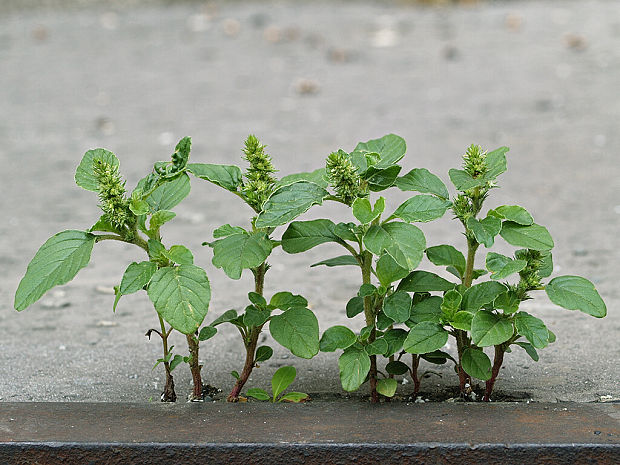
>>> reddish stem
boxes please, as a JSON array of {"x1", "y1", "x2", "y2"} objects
[
  {"x1": 411, "y1": 354, "x2": 421, "y2": 397},
  {"x1": 227, "y1": 329, "x2": 259, "y2": 402},
  {"x1": 483, "y1": 345, "x2": 505, "y2": 402},
  {"x1": 186, "y1": 334, "x2": 203, "y2": 400}
]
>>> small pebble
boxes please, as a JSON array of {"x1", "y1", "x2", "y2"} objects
[
  {"x1": 505, "y1": 13, "x2": 523, "y2": 32},
  {"x1": 264, "y1": 26, "x2": 281, "y2": 43},
  {"x1": 565, "y1": 34, "x2": 587, "y2": 51},
  {"x1": 95, "y1": 285, "x2": 115, "y2": 295},
  {"x1": 222, "y1": 19, "x2": 240, "y2": 37},
  {"x1": 100, "y1": 12, "x2": 118, "y2": 31},
  {"x1": 32, "y1": 25, "x2": 48, "y2": 42},
  {"x1": 96, "y1": 320, "x2": 118, "y2": 327},
  {"x1": 294, "y1": 78, "x2": 319, "y2": 95}
]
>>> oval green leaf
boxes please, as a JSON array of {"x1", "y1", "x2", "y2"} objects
[
  {"x1": 255, "y1": 181, "x2": 329, "y2": 228},
  {"x1": 403, "y1": 321, "x2": 449, "y2": 354},
  {"x1": 471, "y1": 310, "x2": 514, "y2": 347},
  {"x1": 269, "y1": 307, "x2": 319, "y2": 359},
  {"x1": 147, "y1": 264, "x2": 211, "y2": 335},
  {"x1": 546, "y1": 275, "x2": 606, "y2": 318},
  {"x1": 461, "y1": 347, "x2": 492, "y2": 381},
  {"x1": 339, "y1": 346, "x2": 371, "y2": 392},
  {"x1": 500, "y1": 222, "x2": 554, "y2": 251}
]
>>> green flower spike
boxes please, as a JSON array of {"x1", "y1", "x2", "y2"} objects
[
  {"x1": 326, "y1": 150, "x2": 363, "y2": 206},
  {"x1": 242, "y1": 135, "x2": 277, "y2": 212},
  {"x1": 93, "y1": 158, "x2": 131, "y2": 229}
]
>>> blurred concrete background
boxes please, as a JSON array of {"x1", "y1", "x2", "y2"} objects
[{"x1": 0, "y1": 0, "x2": 618, "y2": 402}]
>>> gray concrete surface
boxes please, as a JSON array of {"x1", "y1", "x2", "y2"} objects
[{"x1": 0, "y1": 0, "x2": 618, "y2": 403}]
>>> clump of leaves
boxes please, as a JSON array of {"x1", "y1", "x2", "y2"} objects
[
  {"x1": 246, "y1": 366, "x2": 309, "y2": 403},
  {"x1": 186, "y1": 135, "x2": 321, "y2": 402},
  {"x1": 272, "y1": 134, "x2": 448, "y2": 402},
  {"x1": 395, "y1": 143, "x2": 606, "y2": 400},
  {"x1": 14, "y1": 138, "x2": 212, "y2": 402}
]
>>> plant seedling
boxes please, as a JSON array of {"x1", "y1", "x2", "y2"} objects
[
  {"x1": 186, "y1": 135, "x2": 320, "y2": 401},
  {"x1": 395, "y1": 144, "x2": 607, "y2": 400},
  {"x1": 246, "y1": 366, "x2": 309, "y2": 403},
  {"x1": 14, "y1": 138, "x2": 212, "y2": 401}
]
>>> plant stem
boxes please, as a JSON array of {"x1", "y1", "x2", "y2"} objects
[
  {"x1": 456, "y1": 238, "x2": 478, "y2": 396},
  {"x1": 483, "y1": 345, "x2": 505, "y2": 401},
  {"x1": 361, "y1": 251, "x2": 378, "y2": 403},
  {"x1": 186, "y1": 334, "x2": 202, "y2": 400},
  {"x1": 227, "y1": 262, "x2": 267, "y2": 402},
  {"x1": 411, "y1": 354, "x2": 421, "y2": 397},
  {"x1": 158, "y1": 316, "x2": 176, "y2": 402},
  {"x1": 227, "y1": 328, "x2": 260, "y2": 402}
]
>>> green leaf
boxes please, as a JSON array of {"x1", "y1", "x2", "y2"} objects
[
  {"x1": 471, "y1": 310, "x2": 513, "y2": 347},
  {"x1": 440, "y1": 290, "x2": 462, "y2": 321},
  {"x1": 231, "y1": 371, "x2": 240, "y2": 380},
  {"x1": 467, "y1": 216, "x2": 502, "y2": 248},
  {"x1": 213, "y1": 224, "x2": 246, "y2": 239},
  {"x1": 403, "y1": 322, "x2": 449, "y2": 354},
  {"x1": 395, "y1": 168, "x2": 449, "y2": 199},
  {"x1": 354, "y1": 133, "x2": 406, "y2": 169},
  {"x1": 461, "y1": 348, "x2": 492, "y2": 381},
  {"x1": 448, "y1": 169, "x2": 485, "y2": 192},
  {"x1": 269, "y1": 292, "x2": 308, "y2": 310},
  {"x1": 255, "y1": 345, "x2": 274, "y2": 362},
  {"x1": 119, "y1": 261, "x2": 157, "y2": 295},
  {"x1": 365, "y1": 166, "x2": 402, "y2": 191},
  {"x1": 187, "y1": 163, "x2": 243, "y2": 192},
  {"x1": 484, "y1": 146, "x2": 509, "y2": 180},
  {"x1": 248, "y1": 292, "x2": 267, "y2": 308},
  {"x1": 279, "y1": 392, "x2": 309, "y2": 403},
  {"x1": 15, "y1": 230, "x2": 96, "y2": 311},
  {"x1": 376, "y1": 378, "x2": 398, "y2": 398},
  {"x1": 334, "y1": 222, "x2": 358, "y2": 242},
  {"x1": 243, "y1": 306, "x2": 270, "y2": 327},
  {"x1": 408, "y1": 296, "x2": 442, "y2": 325},
  {"x1": 346, "y1": 296, "x2": 364, "y2": 318},
  {"x1": 281, "y1": 219, "x2": 341, "y2": 254},
  {"x1": 514, "y1": 311, "x2": 549, "y2": 349},
  {"x1": 485, "y1": 252, "x2": 527, "y2": 280},
  {"x1": 386, "y1": 361, "x2": 410, "y2": 376},
  {"x1": 500, "y1": 222, "x2": 554, "y2": 251},
  {"x1": 146, "y1": 173, "x2": 191, "y2": 211},
  {"x1": 358, "y1": 284, "x2": 377, "y2": 298},
  {"x1": 421, "y1": 350, "x2": 456, "y2": 365},
  {"x1": 129, "y1": 198, "x2": 150, "y2": 216},
  {"x1": 89, "y1": 216, "x2": 120, "y2": 234},
  {"x1": 538, "y1": 251, "x2": 553, "y2": 278},
  {"x1": 277, "y1": 168, "x2": 328, "y2": 188},
  {"x1": 365, "y1": 338, "x2": 389, "y2": 356},
  {"x1": 450, "y1": 311, "x2": 473, "y2": 331},
  {"x1": 546, "y1": 276, "x2": 606, "y2": 318},
  {"x1": 272, "y1": 366, "x2": 297, "y2": 400},
  {"x1": 494, "y1": 290, "x2": 521, "y2": 314},
  {"x1": 164, "y1": 245, "x2": 194, "y2": 265},
  {"x1": 383, "y1": 329, "x2": 408, "y2": 356},
  {"x1": 363, "y1": 222, "x2": 426, "y2": 271},
  {"x1": 255, "y1": 181, "x2": 329, "y2": 228},
  {"x1": 462, "y1": 281, "x2": 507, "y2": 312},
  {"x1": 147, "y1": 239, "x2": 167, "y2": 263},
  {"x1": 311, "y1": 255, "x2": 359, "y2": 268},
  {"x1": 320, "y1": 325, "x2": 357, "y2": 352},
  {"x1": 425, "y1": 245, "x2": 466, "y2": 277},
  {"x1": 490, "y1": 205, "x2": 533, "y2": 225},
  {"x1": 211, "y1": 232, "x2": 273, "y2": 280},
  {"x1": 391, "y1": 195, "x2": 451, "y2": 223},
  {"x1": 75, "y1": 148, "x2": 120, "y2": 191},
  {"x1": 149, "y1": 211, "x2": 176, "y2": 231},
  {"x1": 169, "y1": 354, "x2": 185, "y2": 372},
  {"x1": 514, "y1": 341, "x2": 539, "y2": 362},
  {"x1": 209, "y1": 309, "x2": 238, "y2": 327},
  {"x1": 339, "y1": 346, "x2": 371, "y2": 392},
  {"x1": 246, "y1": 388, "x2": 270, "y2": 401},
  {"x1": 382, "y1": 291, "x2": 412, "y2": 323},
  {"x1": 352, "y1": 197, "x2": 385, "y2": 224},
  {"x1": 398, "y1": 271, "x2": 455, "y2": 293},
  {"x1": 147, "y1": 264, "x2": 211, "y2": 334},
  {"x1": 198, "y1": 326, "x2": 217, "y2": 341},
  {"x1": 269, "y1": 307, "x2": 319, "y2": 359},
  {"x1": 376, "y1": 253, "x2": 409, "y2": 286}
]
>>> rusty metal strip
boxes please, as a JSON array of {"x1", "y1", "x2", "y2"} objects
[{"x1": 1, "y1": 402, "x2": 618, "y2": 464}]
